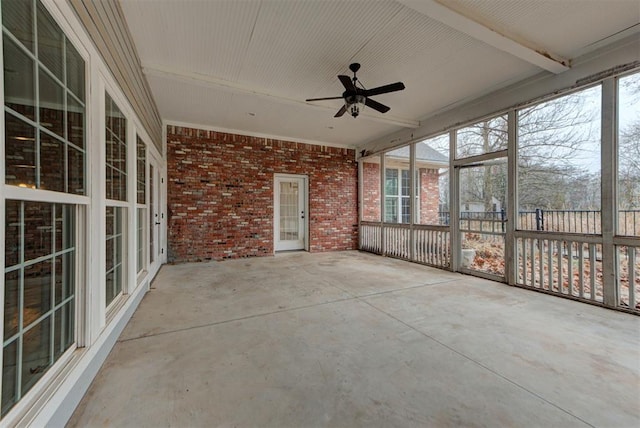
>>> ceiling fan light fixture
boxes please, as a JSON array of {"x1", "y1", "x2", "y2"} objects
[{"x1": 346, "y1": 94, "x2": 366, "y2": 118}]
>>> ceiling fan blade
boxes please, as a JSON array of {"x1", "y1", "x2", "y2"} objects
[
  {"x1": 365, "y1": 97, "x2": 390, "y2": 114},
  {"x1": 363, "y1": 82, "x2": 405, "y2": 97},
  {"x1": 334, "y1": 105, "x2": 347, "y2": 117},
  {"x1": 338, "y1": 75, "x2": 356, "y2": 91},
  {"x1": 306, "y1": 96, "x2": 344, "y2": 102}
]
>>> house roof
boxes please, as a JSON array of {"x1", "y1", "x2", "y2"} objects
[{"x1": 387, "y1": 145, "x2": 449, "y2": 165}]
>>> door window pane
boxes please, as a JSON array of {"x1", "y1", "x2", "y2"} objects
[{"x1": 279, "y1": 182, "x2": 299, "y2": 241}]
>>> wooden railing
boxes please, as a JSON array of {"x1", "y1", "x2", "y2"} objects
[
  {"x1": 359, "y1": 222, "x2": 450, "y2": 269},
  {"x1": 360, "y1": 222, "x2": 638, "y2": 314},
  {"x1": 515, "y1": 233, "x2": 603, "y2": 303}
]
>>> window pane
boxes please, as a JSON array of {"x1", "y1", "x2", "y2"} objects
[
  {"x1": 618, "y1": 72, "x2": 640, "y2": 237},
  {"x1": 53, "y1": 301, "x2": 75, "y2": 358},
  {"x1": 4, "y1": 271, "x2": 19, "y2": 340},
  {"x1": 415, "y1": 134, "x2": 450, "y2": 225},
  {"x1": 384, "y1": 197, "x2": 397, "y2": 223},
  {"x1": 518, "y1": 86, "x2": 602, "y2": 233},
  {"x1": 2, "y1": 341, "x2": 18, "y2": 417},
  {"x1": 361, "y1": 156, "x2": 381, "y2": 222},
  {"x1": 68, "y1": 146, "x2": 84, "y2": 195},
  {"x1": 3, "y1": 37, "x2": 35, "y2": 120},
  {"x1": 21, "y1": 316, "x2": 52, "y2": 393},
  {"x1": 5, "y1": 112, "x2": 36, "y2": 187},
  {"x1": 3, "y1": 200, "x2": 76, "y2": 415},
  {"x1": 106, "y1": 207, "x2": 124, "y2": 307},
  {"x1": 67, "y1": 94, "x2": 84, "y2": 149},
  {"x1": 5, "y1": 199, "x2": 22, "y2": 268},
  {"x1": 385, "y1": 169, "x2": 398, "y2": 196},
  {"x1": 137, "y1": 208, "x2": 145, "y2": 273},
  {"x1": 23, "y1": 260, "x2": 52, "y2": 328},
  {"x1": 105, "y1": 94, "x2": 127, "y2": 201},
  {"x1": 401, "y1": 170, "x2": 410, "y2": 196},
  {"x1": 56, "y1": 204, "x2": 75, "y2": 251},
  {"x1": 456, "y1": 115, "x2": 507, "y2": 158},
  {"x1": 39, "y1": 68, "x2": 65, "y2": 138},
  {"x1": 137, "y1": 136, "x2": 146, "y2": 204},
  {"x1": 2, "y1": 0, "x2": 34, "y2": 52},
  {"x1": 39, "y1": 132, "x2": 65, "y2": 192},
  {"x1": 54, "y1": 251, "x2": 74, "y2": 304},
  {"x1": 66, "y1": 39, "x2": 85, "y2": 99},
  {"x1": 24, "y1": 202, "x2": 53, "y2": 262},
  {"x1": 37, "y1": 1, "x2": 63, "y2": 80},
  {"x1": 401, "y1": 197, "x2": 410, "y2": 224}
]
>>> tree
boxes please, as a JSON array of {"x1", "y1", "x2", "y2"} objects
[{"x1": 456, "y1": 87, "x2": 602, "y2": 214}]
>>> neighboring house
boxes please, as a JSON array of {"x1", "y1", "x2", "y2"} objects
[{"x1": 362, "y1": 144, "x2": 448, "y2": 224}]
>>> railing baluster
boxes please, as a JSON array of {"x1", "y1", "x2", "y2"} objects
[
  {"x1": 547, "y1": 240, "x2": 553, "y2": 291},
  {"x1": 557, "y1": 241, "x2": 563, "y2": 293},
  {"x1": 629, "y1": 247, "x2": 636, "y2": 310},
  {"x1": 530, "y1": 238, "x2": 535, "y2": 287},
  {"x1": 520, "y1": 239, "x2": 529, "y2": 285},
  {"x1": 579, "y1": 243, "x2": 584, "y2": 299},
  {"x1": 538, "y1": 239, "x2": 544, "y2": 289},
  {"x1": 590, "y1": 243, "x2": 596, "y2": 301},
  {"x1": 568, "y1": 241, "x2": 574, "y2": 296}
]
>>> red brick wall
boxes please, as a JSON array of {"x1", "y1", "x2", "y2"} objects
[
  {"x1": 419, "y1": 168, "x2": 440, "y2": 224},
  {"x1": 362, "y1": 162, "x2": 380, "y2": 221},
  {"x1": 166, "y1": 125, "x2": 358, "y2": 262}
]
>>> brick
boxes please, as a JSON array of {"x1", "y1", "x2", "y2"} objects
[{"x1": 166, "y1": 126, "x2": 358, "y2": 262}]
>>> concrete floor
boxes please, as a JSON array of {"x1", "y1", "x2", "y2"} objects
[{"x1": 68, "y1": 251, "x2": 640, "y2": 428}]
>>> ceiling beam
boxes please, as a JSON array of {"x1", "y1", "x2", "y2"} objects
[
  {"x1": 397, "y1": 0, "x2": 570, "y2": 74},
  {"x1": 142, "y1": 64, "x2": 420, "y2": 128}
]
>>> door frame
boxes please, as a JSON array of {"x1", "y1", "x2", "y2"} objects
[
  {"x1": 453, "y1": 152, "x2": 508, "y2": 282},
  {"x1": 148, "y1": 151, "x2": 164, "y2": 276},
  {"x1": 274, "y1": 174, "x2": 309, "y2": 252}
]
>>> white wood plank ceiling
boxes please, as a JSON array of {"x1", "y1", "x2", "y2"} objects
[{"x1": 119, "y1": 0, "x2": 640, "y2": 148}]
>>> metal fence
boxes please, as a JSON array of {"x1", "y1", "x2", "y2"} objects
[{"x1": 438, "y1": 209, "x2": 640, "y2": 236}]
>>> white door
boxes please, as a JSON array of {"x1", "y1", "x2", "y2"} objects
[
  {"x1": 274, "y1": 175, "x2": 307, "y2": 251},
  {"x1": 149, "y1": 157, "x2": 163, "y2": 272}
]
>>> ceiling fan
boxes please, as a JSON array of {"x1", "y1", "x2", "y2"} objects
[{"x1": 305, "y1": 63, "x2": 405, "y2": 118}]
